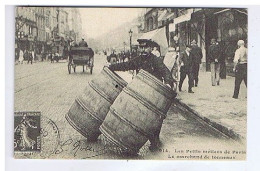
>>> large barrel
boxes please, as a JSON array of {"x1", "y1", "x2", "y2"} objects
[
  {"x1": 100, "y1": 69, "x2": 176, "y2": 153},
  {"x1": 66, "y1": 67, "x2": 127, "y2": 140}
]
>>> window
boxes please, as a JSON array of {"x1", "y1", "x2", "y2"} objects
[{"x1": 149, "y1": 17, "x2": 154, "y2": 31}]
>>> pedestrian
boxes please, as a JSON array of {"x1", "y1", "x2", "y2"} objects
[
  {"x1": 31, "y1": 50, "x2": 35, "y2": 62},
  {"x1": 49, "y1": 53, "x2": 54, "y2": 63},
  {"x1": 232, "y1": 40, "x2": 247, "y2": 99},
  {"x1": 41, "y1": 51, "x2": 45, "y2": 62},
  {"x1": 178, "y1": 45, "x2": 194, "y2": 93},
  {"x1": 109, "y1": 51, "x2": 117, "y2": 64},
  {"x1": 125, "y1": 50, "x2": 131, "y2": 61},
  {"x1": 190, "y1": 40, "x2": 203, "y2": 87},
  {"x1": 163, "y1": 47, "x2": 179, "y2": 91},
  {"x1": 152, "y1": 47, "x2": 161, "y2": 57},
  {"x1": 120, "y1": 51, "x2": 126, "y2": 63},
  {"x1": 23, "y1": 50, "x2": 29, "y2": 63},
  {"x1": 108, "y1": 42, "x2": 176, "y2": 150},
  {"x1": 18, "y1": 49, "x2": 24, "y2": 64},
  {"x1": 27, "y1": 51, "x2": 33, "y2": 64},
  {"x1": 209, "y1": 38, "x2": 221, "y2": 86}
]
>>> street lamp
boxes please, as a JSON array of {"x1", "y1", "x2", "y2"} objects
[
  {"x1": 123, "y1": 41, "x2": 126, "y2": 52},
  {"x1": 129, "y1": 29, "x2": 133, "y2": 57}
]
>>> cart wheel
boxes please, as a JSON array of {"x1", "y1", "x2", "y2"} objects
[
  {"x1": 68, "y1": 63, "x2": 71, "y2": 74},
  {"x1": 83, "y1": 65, "x2": 85, "y2": 72},
  {"x1": 73, "y1": 66, "x2": 76, "y2": 73},
  {"x1": 90, "y1": 66, "x2": 93, "y2": 74}
]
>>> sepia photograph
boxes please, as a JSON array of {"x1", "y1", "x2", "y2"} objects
[{"x1": 12, "y1": 6, "x2": 248, "y2": 160}]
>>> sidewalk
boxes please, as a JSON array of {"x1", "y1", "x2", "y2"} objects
[
  {"x1": 117, "y1": 70, "x2": 247, "y2": 140},
  {"x1": 175, "y1": 71, "x2": 247, "y2": 140}
]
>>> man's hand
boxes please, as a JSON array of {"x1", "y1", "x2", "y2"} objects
[
  {"x1": 181, "y1": 62, "x2": 184, "y2": 66},
  {"x1": 104, "y1": 62, "x2": 111, "y2": 67}
]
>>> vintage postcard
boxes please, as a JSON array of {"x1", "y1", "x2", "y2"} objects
[{"x1": 13, "y1": 6, "x2": 247, "y2": 160}]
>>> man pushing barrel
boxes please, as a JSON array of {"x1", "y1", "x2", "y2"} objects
[{"x1": 108, "y1": 40, "x2": 176, "y2": 150}]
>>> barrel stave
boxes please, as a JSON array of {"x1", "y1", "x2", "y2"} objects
[
  {"x1": 67, "y1": 99, "x2": 101, "y2": 139},
  {"x1": 101, "y1": 109, "x2": 148, "y2": 152}
]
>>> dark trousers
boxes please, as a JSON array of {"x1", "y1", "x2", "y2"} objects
[
  {"x1": 28, "y1": 58, "x2": 33, "y2": 64},
  {"x1": 233, "y1": 64, "x2": 247, "y2": 98},
  {"x1": 179, "y1": 67, "x2": 193, "y2": 91},
  {"x1": 192, "y1": 63, "x2": 200, "y2": 86}
]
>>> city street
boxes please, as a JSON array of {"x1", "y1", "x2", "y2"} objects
[{"x1": 14, "y1": 54, "x2": 245, "y2": 160}]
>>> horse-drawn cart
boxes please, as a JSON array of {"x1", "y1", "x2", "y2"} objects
[{"x1": 68, "y1": 46, "x2": 94, "y2": 74}]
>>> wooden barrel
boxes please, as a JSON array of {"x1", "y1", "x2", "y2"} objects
[
  {"x1": 100, "y1": 69, "x2": 176, "y2": 153},
  {"x1": 66, "y1": 67, "x2": 127, "y2": 140}
]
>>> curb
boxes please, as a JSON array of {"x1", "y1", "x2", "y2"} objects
[{"x1": 173, "y1": 98, "x2": 243, "y2": 142}]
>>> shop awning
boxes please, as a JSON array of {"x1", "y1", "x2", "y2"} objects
[
  {"x1": 138, "y1": 29, "x2": 158, "y2": 40},
  {"x1": 214, "y1": 9, "x2": 231, "y2": 15},
  {"x1": 214, "y1": 8, "x2": 247, "y2": 16},
  {"x1": 138, "y1": 28, "x2": 168, "y2": 56}
]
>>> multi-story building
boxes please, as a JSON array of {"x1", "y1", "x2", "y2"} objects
[
  {"x1": 15, "y1": 7, "x2": 37, "y2": 53},
  {"x1": 66, "y1": 8, "x2": 82, "y2": 42},
  {"x1": 58, "y1": 8, "x2": 69, "y2": 39},
  {"x1": 15, "y1": 6, "x2": 82, "y2": 58},
  {"x1": 34, "y1": 7, "x2": 46, "y2": 53}
]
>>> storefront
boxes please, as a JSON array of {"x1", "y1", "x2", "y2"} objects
[
  {"x1": 215, "y1": 9, "x2": 247, "y2": 76},
  {"x1": 190, "y1": 8, "x2": 247, "y2": 75}
]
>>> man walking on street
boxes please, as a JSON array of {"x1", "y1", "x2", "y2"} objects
[
  {"x1": 190, "y1": 40, "x2": 203, "y2": 87},
  {"x1": 209, "y1": 38, "x2": 221, "y2": 86},
  {"x1": 232, "y1": 40, "x2": 247, "y2": 99},
  {"x1": 27, "y1": 51, "x2": 33, "y2": 64},
  {"x1": 178, "y1": 45, "x2": 194, "y2": 93}
]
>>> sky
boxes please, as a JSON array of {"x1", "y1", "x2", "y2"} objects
[{"x1": 79, "y1": 8, "x2": 142, "y2": 39}]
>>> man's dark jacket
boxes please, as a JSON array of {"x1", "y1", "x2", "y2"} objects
[
  {"x1": 109, "y1": 53, "x2": 175, "y2": 87},
  {"x1": 190, "y1": 45, "x2": 203, "y2": 64},
  {"x1": 179, "y1": 51, "x2": 193, "y2": 73},
  {"x1": 208, "y1": 44, "x2": 220, "y2": 63},
  {"x1": 78, "y1": 40, "x2": 88, "y2": 47}
]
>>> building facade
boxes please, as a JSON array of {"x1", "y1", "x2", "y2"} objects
[
  {"x1": 15, "y1": 7, "x2": 37, "y2": 55},
  {"x1": 139, "y1": 8, "x2": 247, "y2": 76},
  {"x1": 15, "y1": 7, "x2": 82, "y2": 59},
  {"x1": 66, "y1": 8, "x2": 82, "y2": 42}
]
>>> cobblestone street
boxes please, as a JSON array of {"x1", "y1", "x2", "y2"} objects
[{"x1": 14, "y1": 54, "x2": 245, "y2": 160}]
